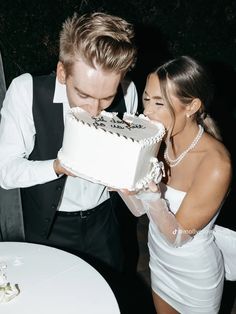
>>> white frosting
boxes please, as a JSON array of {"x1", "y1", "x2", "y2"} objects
[{"x1": 58, "y1": 108, "x2": 166, "y2": 190}]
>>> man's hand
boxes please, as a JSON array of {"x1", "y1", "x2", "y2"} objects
[{"x1": 53, "y1": 159, "x2": 76, "y2": 177}]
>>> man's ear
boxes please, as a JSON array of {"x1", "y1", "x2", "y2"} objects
[
  {"x1": 186, "y1": 98, "x2": 202, "y2": 118},
  {"x1": 57, "y1": 61, "x2": 66, "y2": 84}
]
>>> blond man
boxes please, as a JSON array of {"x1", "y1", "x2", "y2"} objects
[{"x1": 0, "y1": 12, "x2": 138, "y2": 271}]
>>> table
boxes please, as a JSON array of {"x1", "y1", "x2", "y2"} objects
[{"x1": 0, "y1": 242, "x2": 120, "y2": 314}]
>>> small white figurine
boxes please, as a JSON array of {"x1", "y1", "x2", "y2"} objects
[{"x1": 0, "y1": 263, "x2": 20, "y2": 303}]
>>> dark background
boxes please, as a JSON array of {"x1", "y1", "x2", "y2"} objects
[
  {"x1": 0, "y1": 0, "x2": 236, "y2": 312},
  {"x1": 0, "y1": 0, "x2": 235, "y2": 85},
  {"x1": 1, "y1": 0, "x2": 235, "y2": 225}
]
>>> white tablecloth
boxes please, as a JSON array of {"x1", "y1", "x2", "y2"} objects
[{"x1": 0, "y1": 242, "x2": 120, "y2": 314}]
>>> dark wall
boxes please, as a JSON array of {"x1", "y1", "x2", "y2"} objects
[
  {"x1": 0, "y1": 1, "x2": 236, "y2": 311},
  {"x1": 0, "y1": 0, "x2": 235, "y2": 85},
  {"x1": 0, "y1": 0, "x2": 236, "y2": 228}
]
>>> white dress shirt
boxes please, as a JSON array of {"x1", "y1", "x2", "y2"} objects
[{"x1": 0, "y1": 73, "x2": 138, "y2": 211}]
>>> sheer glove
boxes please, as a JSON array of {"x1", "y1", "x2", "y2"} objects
[{"x1": 119, "y1": 190, "x2": 194, "y2": 247}]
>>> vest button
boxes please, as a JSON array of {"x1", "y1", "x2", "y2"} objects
[
  {"x1": 56, "y1": 186, "x2": 62, "y2": 191},
  {"x1": 51, "y1": 204, "x2": 57, "y2": 209},
  {"x1": 45, "y1": 218, "x2": 50, "y2": 223}
]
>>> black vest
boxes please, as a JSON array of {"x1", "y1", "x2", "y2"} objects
[{"x1": 21, "y1": 74, "x2": 126, "y2": 242}]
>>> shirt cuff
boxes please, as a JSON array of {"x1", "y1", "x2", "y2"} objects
[{"x1": 34, "y1": 159, "x2": 59, "y2": 183}]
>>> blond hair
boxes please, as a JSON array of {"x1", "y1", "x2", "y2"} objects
[{"x1": 59, "y1": 12, "x2": 137, "y2": 76}]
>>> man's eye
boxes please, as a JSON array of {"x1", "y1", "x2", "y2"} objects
[
  {"x1": 78, "y1": 93, "x2": 87, "y2": 99},
  {"x1": 155, "y1": 102, "x2": 164, "y2": 106},
  {"x1": 143, "y1": 98, "x2": 150, "y2": 101}
]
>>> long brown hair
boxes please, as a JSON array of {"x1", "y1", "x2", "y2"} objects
[{"x1": 155, "y1": 55, "x2": 222, "y2": 140}]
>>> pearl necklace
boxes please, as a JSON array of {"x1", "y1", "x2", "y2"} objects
[{"x1": 164, "y1": 125, "x2": 204, "y2": 167}]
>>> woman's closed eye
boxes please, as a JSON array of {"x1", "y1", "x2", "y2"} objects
[{"x1": 143, "y1": 96, "x2": 164, "y2": 106}]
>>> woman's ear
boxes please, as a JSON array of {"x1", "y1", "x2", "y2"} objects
[
  {"x1": 56, "y1": 61, "x2": 66, "y2": 84},
  {"x1": 186, "y1": 98, "x2": 202, "y2": 118}
]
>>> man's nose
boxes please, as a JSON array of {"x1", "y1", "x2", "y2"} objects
[{"x1": 87, "y1": 99, "x2": 101, "y2": 117}]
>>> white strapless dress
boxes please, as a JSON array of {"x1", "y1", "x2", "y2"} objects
[{"x1": 148, "y1": 183, "x2": 224, "y2": 314}]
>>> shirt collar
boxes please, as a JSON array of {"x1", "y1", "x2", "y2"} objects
[{"x1": 53, "y1": 77, "x2": 68, "y2": 103}]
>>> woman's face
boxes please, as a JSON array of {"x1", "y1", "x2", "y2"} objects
[{"x1": 143, "y1": 73, "x2": 189, "y2": 135}]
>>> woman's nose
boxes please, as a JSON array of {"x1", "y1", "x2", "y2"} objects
[{"x1": 143, "y1": 105, "x2": 152, "y2": 117}]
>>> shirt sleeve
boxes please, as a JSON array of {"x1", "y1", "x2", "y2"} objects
[
  {"x1": 0, "y1": 74, "x2": 58, "y2": 189},
  {"x1": 121, "y1": 79, "x2": 138, "y2": 114}
]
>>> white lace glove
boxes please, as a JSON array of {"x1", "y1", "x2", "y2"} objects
[
  {"x1": 119, "y1": 189, "x2": 194, "y2": 247},
  {"x1": 138, "y1": 192, "x2": 194, "y2": 247},
  {"x1": 117, "y1": 159, "x2": 164, "y2": 216},
  {"x1": 118, "y1": 192, "x2": 147, "y2": 217}
]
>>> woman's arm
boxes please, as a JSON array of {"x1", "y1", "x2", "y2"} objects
[
  {"x1": 119, "y1": 149, "x2": 232, "y2": 247},
  {"x1": 148, "y1": 150, "x2": 231, "y2": 246}
]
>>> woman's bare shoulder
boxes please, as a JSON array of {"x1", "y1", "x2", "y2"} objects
[{"x1": 198, "y1": 133, "x2": 232, "y2": 183}]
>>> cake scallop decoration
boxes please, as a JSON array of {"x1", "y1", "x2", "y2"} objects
[{"x1": 58, "y1": 108, "x2": 166, "y2": 190}]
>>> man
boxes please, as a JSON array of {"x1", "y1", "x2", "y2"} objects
[{"x1": 0, "y1": 12, "x2": 138, "y2": 272}]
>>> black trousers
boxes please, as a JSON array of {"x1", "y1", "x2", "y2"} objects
[{"x1": 46, "y1": 198, "x2": 124, "y2": 272}]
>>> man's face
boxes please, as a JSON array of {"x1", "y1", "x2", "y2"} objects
[{"x1": 57, "y1": 60, "x2": 122, "y2": 116}]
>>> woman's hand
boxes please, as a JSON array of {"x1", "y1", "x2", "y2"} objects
[
  {"x1": 148, "y1": 181, "x2": 160, "y2": 193},
  {"x1": 108, "y1": 181, "x2": 160, "y2": 195}
]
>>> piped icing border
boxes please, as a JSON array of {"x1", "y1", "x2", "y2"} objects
[{"x1": 68, "y1": 108, "x2": 166, "y2": 146}]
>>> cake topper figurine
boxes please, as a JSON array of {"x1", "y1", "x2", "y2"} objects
[{"x1": 0, "y1": 263, "x2": 20, "y2": 303}]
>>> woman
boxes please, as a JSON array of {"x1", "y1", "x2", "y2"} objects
[{"x1": 119, "y1": 56, "x2": 232, "y2": 313}]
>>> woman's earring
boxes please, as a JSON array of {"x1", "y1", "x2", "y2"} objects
[{"x1": 186, "y1": 113, "x2": 190, "y2": 118}]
